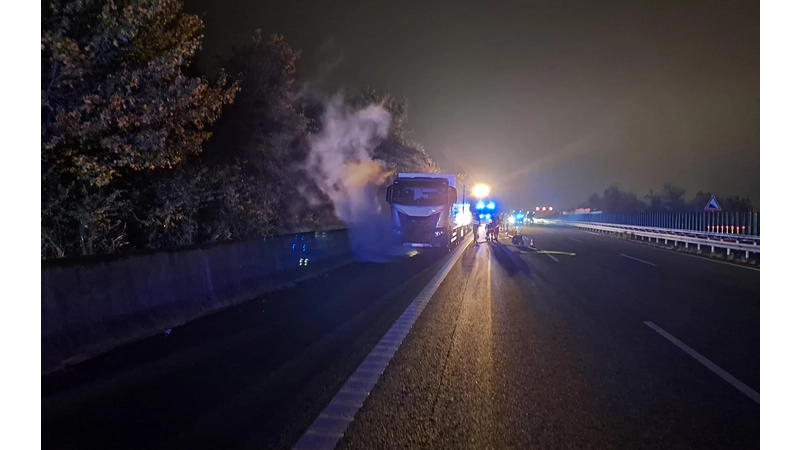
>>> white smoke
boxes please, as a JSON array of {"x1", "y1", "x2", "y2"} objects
[{"x1": 304, "y1": 95, "x2": 401, "y2": 262}]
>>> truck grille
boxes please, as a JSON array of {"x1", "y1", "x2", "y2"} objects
[{"x1": 398, "y1": 212, "x2": 439, "y2": 243}]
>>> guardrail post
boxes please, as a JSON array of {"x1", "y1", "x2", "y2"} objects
[
  {"x1": 755, "y1": 212, "x2": 759, "y2": 236},
  {"x1": 736, "y1": 212, "x2": 741, "y2": 234}
]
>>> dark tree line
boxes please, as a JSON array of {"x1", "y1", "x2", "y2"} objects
[
  {"x1": 579, "y1": 183, "x2": 756, "y2": 214},
  {"x1": 41, "y1": 0, "x2": 436, "y2": 259}
]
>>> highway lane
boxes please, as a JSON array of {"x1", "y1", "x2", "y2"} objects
[
  {"x1": 41, "y1": 248, "x2": 455, "y2": 450},
  {"x1": 338, "y1": 225, "x2": 759, "y2": 449},
  {"x1": 518, "y1": 224, "x2": 760, "y2": 391},
  {"x1": 42, "y1": 224, "x2": 759, "y2": 449}
]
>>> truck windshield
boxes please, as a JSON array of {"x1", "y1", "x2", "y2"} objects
[{"x1": 392, "y1": 183, "x2": 448, "y2": 207}]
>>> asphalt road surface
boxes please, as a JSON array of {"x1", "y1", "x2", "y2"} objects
[{"x1": 42, "y1": 225, "x2": 759, "y2": 449}]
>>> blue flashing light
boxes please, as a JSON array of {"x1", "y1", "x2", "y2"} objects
[
  {"x1": 479, "y1": 214, "x2": 486, "y2": 219},
  {"x1": 516, "y1": 213, "x2": 524, "y2": 219},
  {"x1": 487, "y1": 201, "x2": 496, "y2": 210},
  {"x1": 476, "y1": 200, "x2": 486, "y2": 210}
]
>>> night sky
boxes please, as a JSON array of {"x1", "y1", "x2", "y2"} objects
[{"x1": 185, "y1": 0, "x2": 759, "y2": 209}]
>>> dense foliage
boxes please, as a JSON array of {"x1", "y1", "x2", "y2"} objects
[
  {"x1": 579, "y1": 183, "x2": 755, "y2": 214},
  {"x1": 41, "y1": 0, "x2": 437, "y2": 259}
]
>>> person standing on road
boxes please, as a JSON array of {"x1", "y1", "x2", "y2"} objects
[
  {"x1": 472, "y1": 211, "x2": 481, "y2": 243},
  {"x1": 489, "y1": 216, "x2": 500, "y2": 242}
]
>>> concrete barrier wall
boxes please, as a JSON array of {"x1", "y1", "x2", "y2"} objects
[{"x1": 41, "y1": 230, "x2": 352, "y2": 374}]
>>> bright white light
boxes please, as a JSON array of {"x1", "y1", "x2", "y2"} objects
[
  {"x1": 535, "y1": 207, "x2": 540, "y2": 211},
  {"x1": 455, "y1": 211, "x2": 472, "y2": 227},
  {"x1": 472, "y1": 184, "x2": 490, "y2": 198},
  {"x1": 507, "y1": 216, "x2": 516, "y2": 224},
  {"x1": 549, "y1": 206, "x2": 553, "y2": 211}
]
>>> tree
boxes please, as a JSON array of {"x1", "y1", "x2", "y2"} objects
[
  {"x1": 690, "y1": 191, "x2": 713, "y2": 212},
  {"x1": 601, "y1": 185, "x2": 645, "y2": 214},
  {"x1": 582, "y1": 192, "x2": 602, "y2": 210},
  {"x1": 644, "y1": 189, "x2": 662, "y2": 213},
  {"x1": 343, "y1": 88, "x2": 438, "y2": 175},
  {"x1": 373, "y1": 139, "x2": 438, "y2": 174},
  {"x1": 644, "y1": 183, "x2": 686, "y2": 213},
  {"x1": 345, "y1": 87, "x2": 410, "y2": 143},
  {"x1": 660, "y1": 183, "x2": 687, "y2": 212},
  {"x1": 42, "y1": 0, "x2": 237, "y2": 186},
  {"x1": 577, "y1": 186, "x2": 756, "y2": 217},
  {"x1": 719, "y1": 195, "x2": 754, "y2": 212},
  {"x1": 201, "y1": 30, "x2": 338, "y2": 238},
  {"x1": 579, "y1": 185, "x2": 645, "y2": 213},
  {"x1": 690, "y1": 191, "x2": 754, "y2": 212},
  {"x1": 41, "y1": 0, "x2": 237, "y2": 258}
]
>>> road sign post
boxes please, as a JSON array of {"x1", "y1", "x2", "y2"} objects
[{"x1": 704, "y1": 195, "x2": 722, "y2": 212}]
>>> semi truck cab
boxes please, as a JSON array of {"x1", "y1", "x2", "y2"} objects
[{"x1": 385, "y1": 173, "x2": 466, "y2": 249}]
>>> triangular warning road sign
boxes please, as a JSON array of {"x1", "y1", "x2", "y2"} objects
[{"x1": 704, "y1": 195, "x2": 722, "y2": 212}]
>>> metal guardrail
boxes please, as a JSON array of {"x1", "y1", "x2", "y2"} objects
[
  {"x1": 561, "y1": 212, "x2": 760, "y2": 236},
  {"x1": 554, "y1": 221, "x2": 760, "y2": 256}
]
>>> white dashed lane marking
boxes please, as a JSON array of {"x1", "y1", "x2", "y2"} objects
[
  {"x1": 620, "y1": 253, "x2": 657, "y2": 267},
  {"x1": 644, "y1": 321, "x2": 759, "y2": 404}
]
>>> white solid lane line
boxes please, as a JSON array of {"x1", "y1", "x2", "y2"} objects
[
  {"x1": 292, "y1": 236, "x2": 473, "y2": 450},
  {"x1": 620, "y1": 253, "x2": 657, "y2": 267},
  {"x1": 644, "y1": 321, "x2": 760, "y2": 404}
]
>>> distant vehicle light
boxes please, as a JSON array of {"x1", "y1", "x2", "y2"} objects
[
  {"x1": 549, "y1": 206, "x2": 553, "y2": 211},
  {"x1": 507, "y1": 216, "x2": 516, "y2": 224}
]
